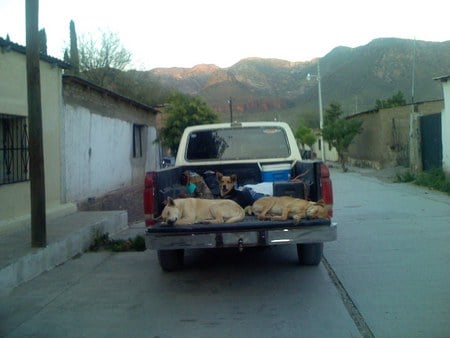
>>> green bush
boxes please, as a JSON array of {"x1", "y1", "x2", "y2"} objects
[
  {"x1": 90, "y1": 232, "x2": 146, "y2": 252},
  {"x1": 395, "y1": 168, "x2": 450, "y2": 194},
  {"x1": 414, "y1": 168, "x2": 450, "y2": 194}
]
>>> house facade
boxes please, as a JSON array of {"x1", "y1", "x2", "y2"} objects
[
  {"x1": 61, "y1": 75, "x2": 160, "y2": 204},
  {"x1": 345, "y1": 100, "x2": 444, "y2": 169},
  {"x1": 1, "y1": 37, "x2": 161, "y2": 231},
  {"x1": 0, "y1": 38, "x2": 74, "y2": 230},
  {"x1": 309, "y1": 137, "x2": 339, "y2": 162},
  {"x1": 434, "y1": 74, "x2": 450, "y2": 179}
]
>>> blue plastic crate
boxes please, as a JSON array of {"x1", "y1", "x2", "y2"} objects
[{"x1": 261, "y1": 169, "x2": 290, "y2": 182}]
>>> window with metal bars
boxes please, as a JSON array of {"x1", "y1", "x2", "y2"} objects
[{"x1": 0, "y1": 114, "x2": 29, "y2": 185}]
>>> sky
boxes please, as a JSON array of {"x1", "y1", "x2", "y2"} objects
[{"x1": 0, "y1": 0, "x2": 449, "y2": 70}]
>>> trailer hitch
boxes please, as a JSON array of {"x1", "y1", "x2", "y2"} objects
[{"x1": 238, "y1": 238, "x2": 244, "y2": 252}]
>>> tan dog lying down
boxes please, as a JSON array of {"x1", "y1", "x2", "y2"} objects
[
  {"x1": 161, "y1": 197, "x2": 245, "y2": 226},
  {"x1": 250, "y1": 196, "x2": 329, "y2": 224}
]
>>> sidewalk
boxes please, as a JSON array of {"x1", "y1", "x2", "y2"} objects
[
  {"x1": 0, "y1": 210, "x2": 129, "y2": 295},
  {"x1": 328, "y1": 162, "x2": 410, "y2": 182}
]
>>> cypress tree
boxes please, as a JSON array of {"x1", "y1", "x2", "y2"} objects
[
  {"x1": 38, "y1": 28, "x2": 47, "y2": 55},
  {"x1": 69, "y1": 20, "x2": 80, "y2": 72}
]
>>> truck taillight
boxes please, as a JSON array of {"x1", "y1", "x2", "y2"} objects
[
  {"x1": 144, "y1": 172, "x2": 156, "y2": 226},
  {"x1": 320, "y1": 162, "x2": 333, "y2": 218}
]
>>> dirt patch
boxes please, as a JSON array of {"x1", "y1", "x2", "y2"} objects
[{"x1": 78, "y1": 185, "x2": 144, "y2": 224}]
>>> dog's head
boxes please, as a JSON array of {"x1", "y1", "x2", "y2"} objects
[
  {"x1": 216, "y1": 172, "x2": 237, "y2": 197},
  {"x1": 305, "y1": 200, "x2": 329, "y2": 219},
  {"x1": 161, "y1": 197, "x2": 181, "y2": 225}
]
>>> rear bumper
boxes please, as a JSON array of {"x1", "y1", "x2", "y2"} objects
[{"x1": 145, "y1": 219, "x2": 337, "y2": 250}]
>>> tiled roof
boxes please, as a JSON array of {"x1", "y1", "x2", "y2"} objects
[{"x1": 0, "y1": 37, "x2": 70, "y2": 69}]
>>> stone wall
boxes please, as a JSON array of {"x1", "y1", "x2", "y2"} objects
[{"x1": 346, "y1": 100, "x2": 444, "y2": 169}]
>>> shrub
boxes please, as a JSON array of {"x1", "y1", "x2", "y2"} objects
[
  {"x1": 395, "y1": 168, "x2": 450, "y2": 195},
  {"x1": 90, "y1": 232, "x2": 146, "y2": 252},
  {"x1": 414, "y1": 168, "x2": 450, "y2": 194}
]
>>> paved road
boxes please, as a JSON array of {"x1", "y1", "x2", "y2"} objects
[
  {"x1": 0, "y1": 248, "x2": 359, "y2": 337},
  {"x1": 1, "y1": 169, "x2": 449, "y2": 337}
]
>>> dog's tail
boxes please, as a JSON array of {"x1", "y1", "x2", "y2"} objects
[{"x1": 244, "y1": 205, "x2": 254, "y2": 216}]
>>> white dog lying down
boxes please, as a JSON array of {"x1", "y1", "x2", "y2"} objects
[{"x1": 161, "y1": 197, "x2": 245, "y2": 226}]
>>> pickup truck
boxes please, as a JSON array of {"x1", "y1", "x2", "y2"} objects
[{"x1": 144, "y1": 121, "x2": 336, "y2": 271}]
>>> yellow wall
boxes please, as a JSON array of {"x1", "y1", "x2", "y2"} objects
[{"x1": 0, "y1": 49, "x2": 74, "y2": 229}]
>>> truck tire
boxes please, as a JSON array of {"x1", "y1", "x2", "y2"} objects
[
  {"x1": 297, "y1": 243, "x2": 323, "y2": 266},
  {"x1": 157, "y1": 249, "x2": 184, "y2": 271}
]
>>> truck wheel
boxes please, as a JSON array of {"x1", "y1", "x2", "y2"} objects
[
  {"x1": 157, "y1": 249, "x2": 184, "y2": 271},
  {"x1": 297, "y1": 243, "x2": 323, "y2": 266}
]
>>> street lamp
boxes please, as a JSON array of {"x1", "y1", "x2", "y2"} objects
[{"x1": 307, "y1": 58, "x2": 325, "y2": 161}]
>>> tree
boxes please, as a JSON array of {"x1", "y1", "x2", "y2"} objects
[
  {"x1": 294, "y1": 125, "x2": 316, "y2": 149},
  {"x1": 78, "y1": 30, "x2": 132, "y2": 86},
  {"x1": 375, "y1": 91, "x2": 406, "y2": 109},
  {"x1": 38, "y1": 28, "x2": 47, "y2": 55},
  {"x1": 101, "y1": 69, "x2": 174, "y2": 107},
  {"x1": 159, "y1": 94, "x2": 219, "y2": 154},
  {"x1": 63, "y1": 23, "x2": 173, "y2": 106},
  {"x1": 69, "y1": 20, "x2": 79, "y2": 72},
  {"x1": 322, "y1": 103, "x2": 362, "y2": 172}
]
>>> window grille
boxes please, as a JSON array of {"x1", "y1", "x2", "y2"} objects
[
  {"x1": 0, "y1": 114, "x2": 29, "y2": 185},
  {"x1": 133, "y1": 124, "x2": 144, "y2": 158}
]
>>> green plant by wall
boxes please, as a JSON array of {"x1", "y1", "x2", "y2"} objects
[
  {"x1": 395, "y1": 168, "x2": 450, "y2": 194},
  {"x1": 90, "y1": 232, "x2": 146, "y2": 252}
]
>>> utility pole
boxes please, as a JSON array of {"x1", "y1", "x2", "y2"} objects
[
  {"x1": 26, "y1": 0, "x2": 47, "y2": 247},
  {"x1": 307, "y1": 59, "x2": 325, "y2": 161},
  {"x1": 411, "y1": 38, "x2": 416, "y2": 113},
  {"x1": 317, "y1": 59, "x2": 325, "y2": 162},
  {"x1": 228, "y1": 97, "x2": 233, "y2": 123}
]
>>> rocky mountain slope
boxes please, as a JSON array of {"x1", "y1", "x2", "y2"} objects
[{"x1": 148, "y1": 38, "x2": 450, "y2": 126}]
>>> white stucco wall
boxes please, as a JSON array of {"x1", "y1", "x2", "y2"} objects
[
  {"x1": 63, "y1": 105, "x2": 133, "y2": 201},
  {"x1": 442, "y1": 81, "x2": 450, "y2": 177},
  {"x1": 62, "y1": 104, "x2": 159, "y2": 202},
  {"x1": 310, "y1": 139, "x2": 339, "y2": 162},
  {"x1": 145, "y1": 127, "x2": 159, "y2": 172}
]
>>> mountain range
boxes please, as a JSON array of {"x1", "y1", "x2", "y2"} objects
[{"x1": 147, "y1": 38, "x2": 450, "y2": 127}]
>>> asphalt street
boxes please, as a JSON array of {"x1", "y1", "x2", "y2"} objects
[
  {"x1": 1, "y1": 248, "x2": 360, "y2": 337},
  {"x1": 325, "y1": 168, "x2": 450, "y2": 337}
]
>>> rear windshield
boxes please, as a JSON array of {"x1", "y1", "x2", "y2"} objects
[{"x1": 185, "y1": 126, "x2": 291, "y2": 161}]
